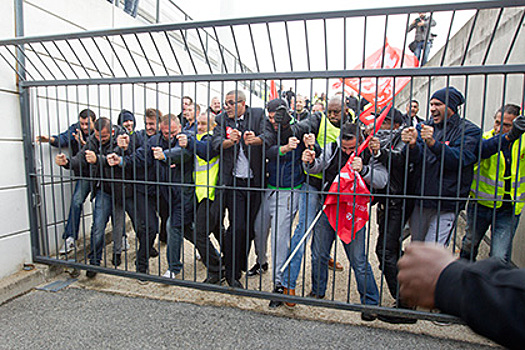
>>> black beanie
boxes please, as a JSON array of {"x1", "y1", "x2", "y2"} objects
[
  {"x1": 430, "y1": 87, "x2": 465, "y2": 114},
  {"x1": 117, "y1": 109, "x2": 136, "y2": 128}
]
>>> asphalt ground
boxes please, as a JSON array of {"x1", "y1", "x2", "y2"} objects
[{"x1": 0, "y1": 287, "x2": 500, "y2": 350}]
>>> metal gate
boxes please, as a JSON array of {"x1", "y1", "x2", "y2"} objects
[{"x1": 1, "y1": 0, "x2": 525, "y2": 323}]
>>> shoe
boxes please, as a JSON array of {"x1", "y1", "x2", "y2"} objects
[
  {"x1": 86, "y1": 270, "x2": 97, "y2": 279},
  {"x1": 283, "y1": 287, "x2": 296, "y2": 308},
  {"x1": 308, "y1": 291, "x2": 325, "y2": 299},
  {"x1": 123, "y1": 237, "x2": 130, "y2": 251},
  {"x1": 112, "y1": 253, "x2": 121, "y2": 267},
  {"x1": 162, "y1": 270, "x2": 178, "y2": 279},
  {"x1": 59, "y1": 237, "x2": 76, "y2": 254},
  {"x1": 202, "y1": 273, "x2": 224, "y2": 285},
  {"x1": 328, "y1": 258, "x2": 344, "y2": 271},
  {"x1": 247, "y1": 262, "x2": 268, "y2": 277},
  {"x1": 227, "y1": 278, "x2": 243, "y2": 289},
  {"x1": 361, "y1": 312, "x2": 377, "y2": 322},
  {"x1": 269, "y1": 285, "x2": 284, "y2": 308},
  {"x1": 149, "y1": 247, "x2": 159, "y2": 258},
  {"x1": 137, "y1": 278, "x2": 149, "y2": 285},
  {"x1": 378, "y1": 314, "x2": 417, "y2": 324}
]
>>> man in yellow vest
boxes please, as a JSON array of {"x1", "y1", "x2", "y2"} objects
[
  {"x1": 192, "y1": 112, "x2": 223, "y2": 284},
  {"x1": 460, "y1": 104, "x2": 525, "y2": 263}
]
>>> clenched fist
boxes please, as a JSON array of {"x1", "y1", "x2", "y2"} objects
[
  {"x1": 85, "y1": 150, "x2": 97, "y2": 164},
  {"x1": 55, "y1": 153, "x2": 68, "y2": 166},
  {"x1": 152, "y1": 147, "x2": 165, "y2": 161}
]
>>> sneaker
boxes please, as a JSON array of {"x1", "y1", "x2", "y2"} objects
[
  {"x1": 308, "y1": 291, "x2": 325, "y2": 299},
  {"x1": 328, "y1": 258, "x2": 344, "y2": 271},
  {"x1": 269, "y1": 285, "x2": 284, "y2": 308},
  {"x1": 361, "y1": 312, "x2": 377, "y2": 322},
  {"x1": 59, "y1": 237, "x2": 76, "y2": 254},
  {"x1": 227, "y1": 278, "x2": 243, "y2": 289},
  {"x1": 162, "y1": 270, "x2": 178, "y2": 279},
  {"x1": 149, "y1": 247, "x2": 159, "y2": 258},
  {"x1": 283, "y1": 287, "x2": 296, "y2": 308},
  {"x1": 123, "y1": 237, "x2": 130, "y2": 251},
  {"x1": 202, "y1": 273, "x2": 224, "y2": 285},
  {"x1": 86, "y1": 270, "x2": 97, "y2": 279},
  {"x1": 378, "y1": 314, "x2": 418, "y2": 324},
  {"x1": 247, "y1": 262, "x2": 268, "y2": 277}
]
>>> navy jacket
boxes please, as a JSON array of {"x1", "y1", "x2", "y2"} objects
[
  {"x1": 124, "y1": 132, "x2": 194, "y2": 226},
  {"x1": 50, "y1": 122, "x2": 93, "y2": 156},
  {"x1": 66, "y1": 125, "x2": 128, "y2": 198},
  {"x1": 406, "y1": 114, "x2": 481, "y2": 211}
]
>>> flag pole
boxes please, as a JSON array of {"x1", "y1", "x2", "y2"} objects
[{"x1": 279, "y1": 205, "x2": 326, "y2": 274}]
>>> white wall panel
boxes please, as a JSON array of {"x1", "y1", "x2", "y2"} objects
[
  {"x1": 0, "y1": 232, "x2": 32, "y2": 279},
  {"x1": 0, "y1": 187, "x2": 29, "y2": 239}
]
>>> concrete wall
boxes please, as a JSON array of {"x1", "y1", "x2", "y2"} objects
[{"x1": 396, "y1": 7, "x2": 525, "y2": 267}]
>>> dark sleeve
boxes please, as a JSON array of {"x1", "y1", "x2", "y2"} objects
[
  {"x1": 211, "y1": 114, "x2": 226, "y2": 152},
  {"x1": 50, "y1": 124, "x2": 77, "y2": 148},
  {"x1": 480, "y1": 134, "x2": 511, "y2": 159},
  {"x1": 435, "y1": 258, "x2": 525, "y2": 349},
  {"x1": 194, "y1": 135, "x2": 219, "y2": 160},
  {"x1": 427, "y1": 124, "x2": 481, "y2": 169}
]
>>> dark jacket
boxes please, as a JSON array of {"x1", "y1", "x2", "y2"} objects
[
  {"x1": 124, "y1": 132, "x2": 194, "y2": 226},
  {"x1": 211, "y1": 107, "x2": 266, "y2": 188},
  {"x1": 122, "y1": 129, "x2": 156, "y2": 196},
  {"x1": 435, "y1": 258, "x2": 525, "y2": 350},
  {"x1": 265, "y1": 123, "x2": 305, "y2": 189},
  {"x1": 374, "y1": 128, "x2": 418, "y2": 202},
  {"x1": 66, "y1": 125, "x2": 128, "y2": 198},
  {"x1": 406, "y1": 114, "x2": 481, "y2": 211},
  {"x1": 50, "y1": 122, "x2": 93, "y2": 156}
]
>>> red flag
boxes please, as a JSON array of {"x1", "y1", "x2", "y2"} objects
[
  {"x1": 323, "y1": 105, "x2": 392, "y2": 244},
  {"x1": 335, "y1": 40, "x2": 417, "y2": 126},
  {"x1": 269, "y1": 80, "x2": 278, "y2": 100}
]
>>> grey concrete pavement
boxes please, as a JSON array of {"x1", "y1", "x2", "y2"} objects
[{"x1": 0, "y1": 288, "x2": 498, "y2": 350}]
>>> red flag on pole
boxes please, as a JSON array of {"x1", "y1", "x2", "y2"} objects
[
  {"x1": 323, "y1": 104, "x2": 391, "y2": 244},
  {"x1": 334, "y1": 40, "x2": 417, "y2": 126},
  {"x1": 269, "y1": 80, "x2": 279, "y2": 100}
]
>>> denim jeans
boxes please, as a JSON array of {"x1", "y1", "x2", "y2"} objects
[
  {"x1": 414, "y1": 40, "x2": 432, "y2": 66},
  {"x1": 310, "y1": 211, "x2": 379, "y2": 305},
  {"x1": 88, "y1": 190, "x2": 125, "y2": 266},
  {"x1": 282, "y1": 183, "x2": 320, "y2": 290},
  {"x1": 62, "y1": 179, "x2": 91, "y2": 240},
  {"x1": 460, "y1": 202, "x2": 520, "y2": 263}
]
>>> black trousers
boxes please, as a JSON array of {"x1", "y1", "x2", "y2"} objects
[
  {"x1": 223, "y1": 178, "x2": 261, "y2": 282},
  {"x1": 375, "y1": 199, "x2": 413, "y2": 300},
  {"x1": 186, "y1": 198, "x2": 222, "y2": 274},
  {"x1": 131, "y1": 191, "x2": 166, "y2": 273}
]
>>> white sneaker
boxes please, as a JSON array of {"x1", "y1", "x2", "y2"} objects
[
  {"x1": 59, "y1": 237, "x2": 76, "y2": 254},
  {"x1": 162, "y1": 270, "x2": 178, "y2": 279}
]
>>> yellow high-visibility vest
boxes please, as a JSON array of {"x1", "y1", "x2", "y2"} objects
[
  {"x1": 194, "y1": 132, "x2": 219, "y2": 202},
  {"x1": 470, "y1": 130, "x2": 525, "y2": 215},
  {"x1": 308, "y1": 113, "x2": 340, "y2": 180}
]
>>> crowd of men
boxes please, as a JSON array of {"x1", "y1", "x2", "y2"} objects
[{"x1": 36, "y1": 86, "x2": 525, "y2": 324}]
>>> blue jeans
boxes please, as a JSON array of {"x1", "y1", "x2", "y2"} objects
[
  {"x1": 414, "y1": 40, "x2": 432, "y2": 66},
  {"x1": 282, "y1": 183, "x2": 320, "y2": 290},
  {"x1": 460, "y1": 202, "x2": 520, "y2": 263},
  {"x1": 123, "y1": 0, "x2": 139, "y2": 17},
  {"x1": 62, "y1": 179, "x2": 91, "y2": 240},
  {"x1": 166, "y1": 217, "x2": 184, "y2": 275},
  {"x1": 311, "y1": 212, "x2": 379, "y2": 305},
  {"x1": 88, "y1": 190, "x2": 125, "y2": 266}
]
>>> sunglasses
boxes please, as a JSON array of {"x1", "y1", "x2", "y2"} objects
[{"x1": 224, "y1": 100, "x2": 243, "y2": 106}]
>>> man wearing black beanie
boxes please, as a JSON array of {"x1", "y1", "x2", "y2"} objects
[{"x1": 401, "y1": 86, "x2": 481, "y2": 246}]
